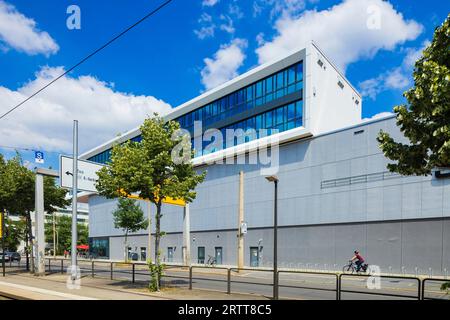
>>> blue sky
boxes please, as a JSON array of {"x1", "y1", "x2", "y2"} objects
[{"x1": 0, "y1": 0, "x2": 448, "y2": 171}]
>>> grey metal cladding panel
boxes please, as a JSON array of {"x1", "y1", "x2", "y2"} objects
[
  {"x1": 310, "y1": 134, "x2": 336, "y2": 166},
  {"x1": 367, "y1": 154, "x2": 387, "y2": 175},
  {"x1": 366, "y1": 187, "x2": 383, "y2": 221},
  {"x1": 352, "y1": 127, "x2": 369, "y2": 158},
  {"x1": 278, "y1": 197, "x2": 297, "y2": 225},
  {"x1": 366, "y1": 222, "x2": 402, "y2": 273},
  {"x1": 334, "y1": 191, "x2": 351, "y2": 222},
  {"x1": 350, "y1": 156, "x2": 368, "y2": 177},
  {"x1": 349, "y1": 188, "x2": 367, "y2": 222},
  {"x1": 401, "y1": 182, "x2": 422, "y2": 219},
  {"x1": 383, "y1": 185, "x2": 402, "y2": 220},
  {"x1": 444, "y1": 179, "x2": 450, "y2": 217},
  {"x1": 334, "y1": 224, "x2": 366, "y2": 266},
  {"x1": 401, "y1": 220, "x2": 443, "y2": 274},
  {"x1": 421, "y1": 180, "x2": 444, "y2": 218},
  {"x1": 320, "y1": 192, "x2": 335, "y2": 224},
  {"x1": 443, "y1": 220, "x2": 450, "y2": 273},
  {"x1": 335, "y1": 129, "x2": 354, "y2": 162}
]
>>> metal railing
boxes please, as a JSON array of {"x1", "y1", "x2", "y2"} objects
[{"x1": 40, "y1": 258, "x2": 450, "y2": 300}]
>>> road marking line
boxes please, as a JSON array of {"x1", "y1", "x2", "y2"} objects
[{"x1": 0, "y1": 281, "x2": 97, "y2": 300}]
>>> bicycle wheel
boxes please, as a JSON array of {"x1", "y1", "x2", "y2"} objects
[{"x1": 343, "y1": 264, "x2": 354, "y2": 273}]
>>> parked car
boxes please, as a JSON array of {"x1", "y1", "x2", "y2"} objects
[
  {"x1": 6, "y1": 252, "x2": 21, "y2": 262},
  {"x1": 0, "y1": 252, "x2": 11, "y2": 263}
]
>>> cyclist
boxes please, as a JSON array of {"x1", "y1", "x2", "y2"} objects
[{"x1": 350, "y1": 250, "x2": 365, "y2": 272}]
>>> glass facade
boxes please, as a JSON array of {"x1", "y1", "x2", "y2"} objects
[
  {"x1": 88, "y1": 61, "x2": 304, "y2": 164},
  {"x1": 89, "y1": 237, "x2": 109, "y2": 259}
]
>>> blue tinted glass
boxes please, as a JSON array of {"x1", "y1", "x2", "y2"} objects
[
  {"x1": 265, "y1": 76, "x2": 273, "y2": 93},
  {"x1": 295, "y1": 101, "x2": 303, "y2": 118},
  {"x1": 296, "y1": 63, "x2": 303, "y2": 82},
  {"x1": 276, "y1": 108, "x2": 284, "y2": 125},
  {"x1": 266, "y1": 111, "x2": 273, "y2": 127},
  {"x1": 287, "y1": 103, "x2": 295, "y2": 120},
  {"x1": 256, "y1": 81, "x2": 263, "y2": 97},
  {"x1": 276, "y1": 72, "x2": 284, "y2": 89},
  {"x1": 246, "y1": 86, "x2": 253, "y2": 101},
  {"x1": 288, "y1": 66, "x2": 296, "y2": 85}
]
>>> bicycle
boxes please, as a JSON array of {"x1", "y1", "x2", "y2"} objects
[
  {"x1": 342, "y1": 260, "x2": 368, "y2": 274},
  {"x1": 206, "y1": 255, "x2": 217, "y2": 267}
]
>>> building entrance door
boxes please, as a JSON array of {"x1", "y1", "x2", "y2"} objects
[
  {"x1": 215, "y1": 247, "x2": 223, "y2": 265},
  {"x1": 250, "y1": 247, "x2": 259, "y2": 267}
]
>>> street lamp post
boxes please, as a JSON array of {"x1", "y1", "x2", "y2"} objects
[{"x1": 265, "y1": 175, "x2": 278, "y2": 300}]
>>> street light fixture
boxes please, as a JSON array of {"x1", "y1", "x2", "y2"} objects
[{"x1": 265, "y1": 175, "x2": 279, "y2": 300}]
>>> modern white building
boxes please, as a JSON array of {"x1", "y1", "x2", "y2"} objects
[{"x1": 81, "y1": 43, "x2": 450, "y2": 275}]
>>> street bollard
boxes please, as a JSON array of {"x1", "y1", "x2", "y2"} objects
[
  {"x1": 132, "y1": 263, "x2": 135, "y2": 283},
  {"x1": 48, "y1": 259, "x2": 51, "y2": 273},
  {"x1": 227, "y1": 269, "x2": 231, "y2": 294},
  {"x1": 110, "y1": 262, "x2": 113, "y2": 280},
  {"x1": 61, "y1": 259, "x2": 64, "y2": 274},
  {"x1": 91, "y1": 261, "x2": 94, "y2": 278}
]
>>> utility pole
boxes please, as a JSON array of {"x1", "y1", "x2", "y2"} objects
[
  {"x1": 183, "y1": 203, "x2": 191, "y2": 266},
  {"x1": 71, "y1": 120, "x2": 78, "y2": 280},
  {"x1": 237, "y1": 171, "x2": 244, "y2": 270}
]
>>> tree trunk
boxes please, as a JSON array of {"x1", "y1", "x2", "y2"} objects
[
  {"x1": 25, "y1": 225, "x2": 29, "y2": 271},
  {"x1": 124, "y1": 231, "x2": 128, "y2": 262},
  {"x1": 154, "y1": 202, "x2": 162, "y2": 291},
  {"x1": 26, "y1": 211, "x2": 34, "y2": 273}
]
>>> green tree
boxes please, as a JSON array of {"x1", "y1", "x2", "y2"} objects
[
  {"x1": 45, "y1": 215, "x2": 89, "y2": 255},
  {"x1": 112, "y1": 198, "x2": 148, "y2": 262},
  {"x1": 3, "y1": 217, "x2": 27, "y2": 252},
  {"x1": 0, "y1": 153, "x2": 70, "y2": 270},
  {"x1": 377, "y1": 14, "x2": 450, "y2": 175},
  {"x1": 96, "y1": 114, "x2": 206, "y2": 290}
]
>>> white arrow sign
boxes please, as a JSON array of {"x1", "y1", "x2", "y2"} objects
[{"x1": 59, "y1": 155, "x2": 105, "y2": 192}]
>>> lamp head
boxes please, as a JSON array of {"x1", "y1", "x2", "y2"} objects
[{"x1": 265, "y1": 175, "x2": 279, "y2": 183}]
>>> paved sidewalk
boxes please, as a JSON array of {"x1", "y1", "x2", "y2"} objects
[{"x1": 0, "y1": 272, "x2": 268, "y2": 300}]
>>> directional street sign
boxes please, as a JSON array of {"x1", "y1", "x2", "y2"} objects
[
  {"x1": 59, "y1": 155, "x2": 105, "y2": 193},
  {"x1": 35, "y1": 151, "x2": 44, "y2": 164}
]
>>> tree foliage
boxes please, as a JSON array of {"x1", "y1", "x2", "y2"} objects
[
  {"x1": 112, "y1": 198, "x2": 148, "y2": 261},
  {"x1": 3, "y1": 217, "x2": 27, "y2": 251},
  {"x1": 96, "y1": 114, "x2": 206, "y2": 290},
  {"x1": 45, "y1": 215, "x2": 88, "y2": 255},
  {"x1": 377, "y1": 14, "x2": 450, "y2": 175}
]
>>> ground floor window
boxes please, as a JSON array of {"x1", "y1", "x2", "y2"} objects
[
  {"x1": 140, "y1": 247, "x2": 147, "y2": 261},
  {"x1": 89, "y1": 237, "x2": 109, "y2": 259},
  {"x1": 167, "y1": 247, "x2": 174, "y2": 262},
  {"x1": 215, "y1": 247, "x2": 223, "y2": 265},
  {"x1": 198, "y1": 246, "x2": 205, "y2": 264}
]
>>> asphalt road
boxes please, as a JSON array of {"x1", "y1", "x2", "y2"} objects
[{"x1": 6, "y1": 259, "x2": 450, "y2": 300}]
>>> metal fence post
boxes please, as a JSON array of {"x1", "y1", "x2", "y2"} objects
[
  {"x1": 61, "y1": 259, "x2": 64, "y2": 274},
  {"x1": 227, "y1": 268, "x2": 231, "y2": 294},
  {"x1": 337, "y1": 274, "x2": 342, "y2": 300},
  {"x1": 91, "y1": 261, "x2": 94, "y2": 278},
  {"x1": 110, "y1": 262, "x2": 113, "y2": 280},
  {"x1": 48, "y1": 259, "x2": 51, "y2": 273},
  {"x1": 132, "y1": 263, "x2": 135, "y2": 283},
  {"x1": 336, "y1": 274, "x2": 340, "y2": 300},
  {"x1": 189, "y1": 266, "x2": 192, "y2": 290}
]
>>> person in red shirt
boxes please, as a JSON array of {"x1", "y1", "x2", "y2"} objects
[{"x1": 351, "y1": 250, "x2": 365, "y2": 272}]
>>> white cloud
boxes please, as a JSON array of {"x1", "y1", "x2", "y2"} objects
[
  {"x1": 201, "y1": 39, "x2": 248, "y2": 91},
  {"x1": 0, "y1": 66, "x2": 172, "y2": 153},
  {"x1": 359, "y1": 41, "x2": 430, "y2": 99},
  {"x1": 253, "y1": 0, "x2": 306, "y2": 18},
  {"x1": 0, "y1": 1, "x2": 58, "y2": 56},
  {"x1": 219, "y1": 15, "x2": 235, "y2": 34},
  {"x1": 362, "y1": 111, "x2": 394, "y2": 122},
  {"x1": 202, "y1": 0, "x2": 219, "y2": 7},
  {"x1": 194, "y1": 13, "x2": 216, "y2": 39},
  {"x1": 256, "y1": 0, "x2": 422, "y2": 72}
]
